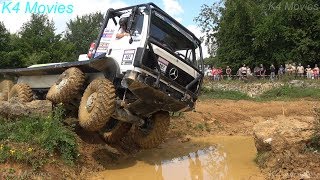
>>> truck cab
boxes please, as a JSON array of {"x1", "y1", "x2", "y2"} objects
[{"x1": 91, "y1": 3, "x2": 204, "y2": 113}]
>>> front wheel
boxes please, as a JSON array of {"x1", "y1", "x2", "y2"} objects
[
  {"x1": 101, "y1": 118, "x2": 132, "y2": 144},
  {"x1": 78, "y1": 78, "x2": 115, "y2": 131},
  {"x1": 133, "y1": 111, "x2": 170, "y2": 149},
  {"x1": 46, "y1": 67, "x2": 85, "y2": 104}
]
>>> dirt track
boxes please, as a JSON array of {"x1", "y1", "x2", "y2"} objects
[
  {"x1": 1, "y1": 99, "x2": 319, "y2": 179},
  {"x1": 169, "y1": 99, "x2": 318, "y2": 138},
  {"x1": 76, "y1": 99, "x2": 319, "y2": 179}
]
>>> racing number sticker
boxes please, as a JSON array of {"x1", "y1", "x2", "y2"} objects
[
  {"x1": 122, "y1": 49, "x2": 135, "y2": 65},
  {"x1": 158, "y1": 57, "x2": 169, "y2": 73}
]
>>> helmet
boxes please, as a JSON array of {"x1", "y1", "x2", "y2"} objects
[{"x1": 119, "y1": 17, "x2": 128, "y2": 26}]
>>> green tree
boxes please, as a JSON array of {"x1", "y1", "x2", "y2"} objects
[
  {"x1": 0, "y1": 22, "x2": 11, "y2": 68},
  {"x1": 196, "y1": 0, "x2": 320, "y2": 69},
  {"x1": 18, "y1": 14, "x2": 76, "y2": 66},
  {"x1": 253, "y1": 0, "x2": 320, "y2": 66},
  {"x1": 65, "y1": 12, "x2": 104, "y2": 56},
  {"x1": 194, "y1": 1, "x2": 224, "y2": 57}
]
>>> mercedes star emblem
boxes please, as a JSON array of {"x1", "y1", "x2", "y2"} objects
[{"x1": 169, "y1": 68, "x2": 178, "y2": 80}]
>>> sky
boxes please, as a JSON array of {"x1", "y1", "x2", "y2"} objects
[{"x1": 0, "y1": 0, "x2": 215, "y2": 57}]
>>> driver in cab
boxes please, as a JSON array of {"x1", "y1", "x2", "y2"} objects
[{"x1": 116, "y1": 17, "x2": 130, "y2": 39}]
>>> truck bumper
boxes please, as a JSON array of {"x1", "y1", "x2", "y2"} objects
[{"x1": 121, "y1": 70, "x2": 194, "y2": 116}]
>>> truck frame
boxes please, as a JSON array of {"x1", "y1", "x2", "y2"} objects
[{"x1": 0, "y1": 3, "x2": 204, "y2": 148}]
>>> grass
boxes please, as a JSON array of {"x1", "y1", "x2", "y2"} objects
[
  {"x1": 195, "y1": 122, "x2": 211, "y2": 132},
  {"x1": 200, "y1": 87, "x2": 252, "y2": 100},
  {"x1": 0, "y1": 106, "x2": 78, "y2": 169},
  {"x1": 259, "y1": 85, "x2": 320, "y2": 100},
  {"x1": 307, "y1": 109, "x2": 320, "y2": 152},
  {"x1": 201, "y1": 83, "x2": 320, "y2": 101},
  {"x1": 254, "y1": 151, "x2": 270, "y2": 168}
]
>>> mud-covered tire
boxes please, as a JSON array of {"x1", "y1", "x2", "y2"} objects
[
  {"x1": 46, "y1": 67, "x2": 85, "y2": 104},
  {"x1": 0, "y1": 80, "x2": 14, "y2": 101},
  {"x1": 8, "y1": 83, "x2": 33, "y2": 102},
  {"x1": 101, "y1": 118, "x2": 132, "y2": 144},
  {"x1": 133, "y1": 111, "x2": 170, "y2": 149},
  {"x1": 78, "y1": 78, "x2": 115, "y2": 131}
]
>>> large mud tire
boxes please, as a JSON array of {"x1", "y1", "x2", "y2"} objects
[
  {"x1": 46, "y1": 67, "x2": 85, "y2": 104},
  {"x1": 101, "y1": 118, "x2": 132, "y2": 144},
  {"x1": 78, "y1": 78, "x2": 115, "y2": 131},
  {"x1": 0, "y1": 80, "x2": 14, "y2": 101},
  {"x1": 133, "y1": 111, "x2": 170, "y2": 149},
  {"x1": 8, "y1": 83, "x2": 33, "y2": 102}
]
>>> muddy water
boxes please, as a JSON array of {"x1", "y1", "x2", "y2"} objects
[{"x1": 90, "y1": 136, "x2": 263, "y2": 180}]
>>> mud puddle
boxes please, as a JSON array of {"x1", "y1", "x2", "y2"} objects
[{"x1": 90, "y1": 136, "x2": 263, "y2": 180}]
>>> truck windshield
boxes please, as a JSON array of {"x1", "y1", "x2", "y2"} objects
[{"x1": 150, "y1": 11, "x2": 197, "y2": 65}]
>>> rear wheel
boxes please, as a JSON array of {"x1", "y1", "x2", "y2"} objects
[
  {"x1": 133, "y1": 111, "x2": 170, "y2": 149},
  {"x1": 8, "y1": 83, "x2": 33, "y2": 102},
  {"x1": 78, "y1": 78, "x2": 115, "y2": 131},
  {"x1": 101, "y1": 118, "x2": 132, "y2": 144},
  {"x1": 46, "y1": 67, "x2": 85, "y2": 104},
  {"x1": 0, "y1": 80, "x2": 14, "y2": 101}
]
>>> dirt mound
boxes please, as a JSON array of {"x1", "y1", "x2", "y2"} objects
[
  {"x1": 253, "y1": 116, "x2": 320, "y2": 179},
  {"x1": 169, "y1": 99, "x2": 319, "y2": 138},
  {"x1": 253, "y1": 116, "x2": 315, "y2": 152}
]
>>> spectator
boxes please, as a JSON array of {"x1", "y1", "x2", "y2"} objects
[
  {"x1": 278, "y1": 65, "x2": 285, "y2": 78},
  {"x1": 226, "y1": 66, "x2": 232, "y2": 80},
  {"x1": 306, "y1": 65, "x2": 312, "y2": 79},
  {"x1": 254, "y1": 65, "x2": 260, "y2": 77},
  {"x1": 241, "y1": 64, "x2": 247, "y2": 80},
  {"x1": 218, "y1": 67, "x2": 223, "y2": 80},
  {"x1": 270, "y1": 64, "x2": 276, "y2": 81},
  {"x1": 237, "y1": 67, "x2": 242, "y2": 80},
  {"x1": 292, "y1": 63, "x2": 297, "y2": 78},
  {"x1": 297, "y1": 63, "x2": 304, "y2": 78},
  {"x1": 260, "y1": 64, "x2": 266, "y2": 79},
  {"x1": 211, "y1": 66, "x2": 218, "y2": 81},
  {"x1": 246, "y1": 66, "x2": 252, "y2": 76},
  {"x1": 204, "y1": 67, "x2": 212, "y2": 77},
  {"x1": 313, "y1": 64, "x2": 319, "y2": 79},
  {"x1": 287, "y1": 63, "x2": 292, "y2": 75}
]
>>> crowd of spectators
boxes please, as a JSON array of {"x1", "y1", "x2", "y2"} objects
[{"x1": 204, "y1": 63, "x2": 320, "y2": 81}]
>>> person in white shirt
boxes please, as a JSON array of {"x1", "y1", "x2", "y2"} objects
[
  {"x1": 297, "y1": 63, "x2": 304, "y2": 78},
  {"x1": 306, "y1": 65, "x2": 312, "y2": 79},
  {"x1": 116, "y1": 17, "x2": 130, "y2": 39}
]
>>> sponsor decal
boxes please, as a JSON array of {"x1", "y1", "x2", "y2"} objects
[
  {"x1": 121, "y1": 49, "x2": 135, "y2": 65},
  {"x1": 97, "y1": 43, "x2": 109, "y2": 51},
  {"x1": 158, "y1": 57, "x2": 169, "y2": 73},
  {"x1": 102, "y1": 32, "x2": 113, "y2": 38}
]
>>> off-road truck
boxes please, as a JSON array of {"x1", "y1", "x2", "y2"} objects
[{"x1": 0, "y1": 3, "x2": 204, "y2": 148}]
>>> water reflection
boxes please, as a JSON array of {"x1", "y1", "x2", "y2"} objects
[
  {"x1": 160, "y1": 146, "x2": 228, "y2": 180},
  {"x1": 90, "y1": 136, "x2": 263, "y2": 180}
]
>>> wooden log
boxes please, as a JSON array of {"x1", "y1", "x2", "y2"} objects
[{"x1": 0, "y1": 100, "x2": 52, "y2": 119}]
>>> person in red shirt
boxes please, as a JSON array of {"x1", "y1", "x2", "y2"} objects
[
  {"x1": 313, "y1": 64, "x2": 319, "y2": 79},
  {"x1": 218, "y1": 68, "x2": 223, "y2": 80}
]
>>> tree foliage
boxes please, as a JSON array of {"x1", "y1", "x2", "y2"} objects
[
  {"x1": 65, "y1": 12, "x2": 104, "y2": 56},
  {"x1": 196, "y1": 0, "x2": 320, "y2": 69},
  {"x1": 0, "y1": 22, "x2": 11, "y2": 68},
  {"x1": 0, "y1": 12, "x2": 104, "y2": 68},
  {"x1": 0, "y1": 14, "x2": 77, "y2": 68}
]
